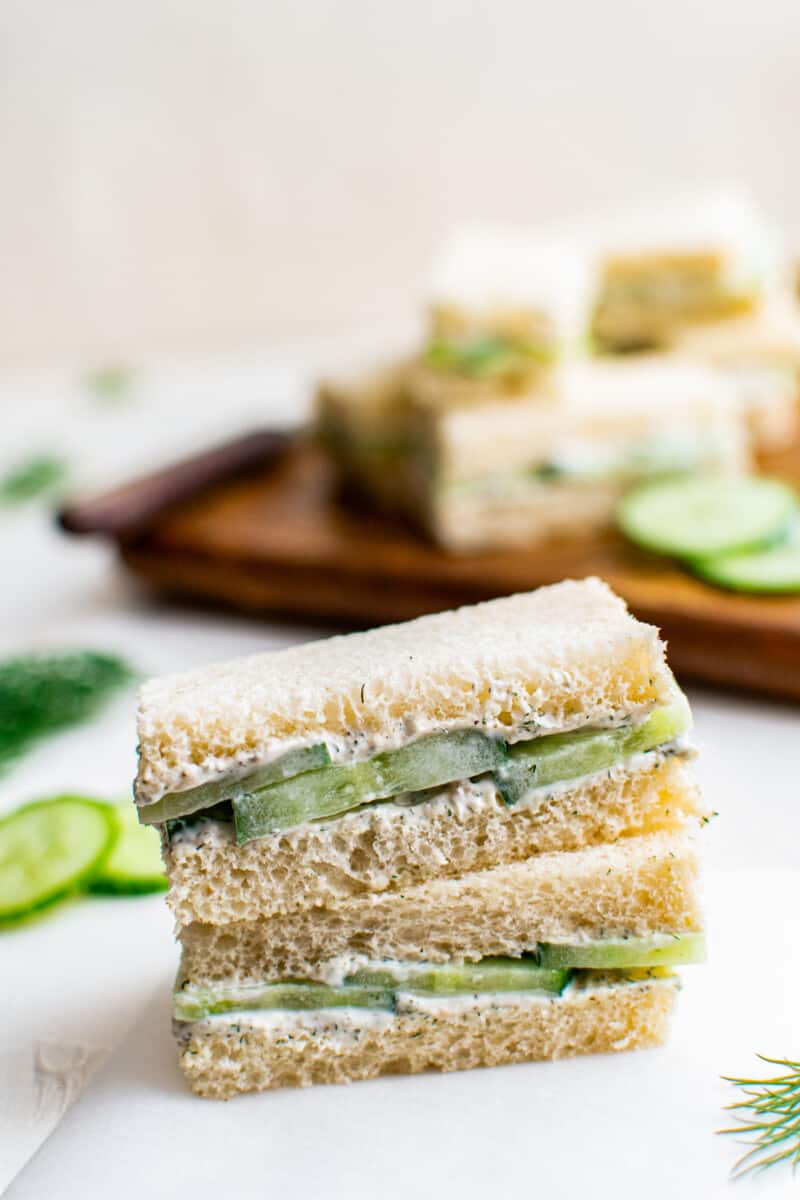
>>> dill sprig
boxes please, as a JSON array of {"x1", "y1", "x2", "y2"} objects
[
  {"x1": 0, "y1": 454, "x2": 68, "y2": 504},
  {"x1": 719, "y1": 1055, "x2": 800, "y2": 1178},
  {"x1": 0, "y1": 650, "x2": 134, "y2": 771}
]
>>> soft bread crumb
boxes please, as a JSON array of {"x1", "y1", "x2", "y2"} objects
[
  {"x1": 178, "y1": 976, "x2": 677, "y2": 1098},
  {"x1": 165, "y1": 756, "x2": 700, "y2": 926},
  {"x1": 178, "y1": 831, "x2": 700, "y2": 982}
]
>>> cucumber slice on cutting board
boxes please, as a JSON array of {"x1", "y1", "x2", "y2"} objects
[
  {"x1": 617, "y1": 474, "x2": 796, "y2": 559},
  {"x1": 691, "y1": 517, "x2": 800, "y2": 594},
  {"x1": 89, "y1": 801, "x2": 167, "y2": 895},
  {"x1": 0, "y1": 795, "x2": 116, "y2": 922}
]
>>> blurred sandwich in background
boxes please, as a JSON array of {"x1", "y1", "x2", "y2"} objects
[
  {"x1": 317, "y1": 357, "x2": 748, "y2": 553},
  {"x1": 315, "y1": 189, "x2": 800, "y2": 554}
]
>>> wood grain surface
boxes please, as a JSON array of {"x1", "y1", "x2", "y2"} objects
[{"x1": 101, "y1": 434, "x2": 800, "y2": 702}]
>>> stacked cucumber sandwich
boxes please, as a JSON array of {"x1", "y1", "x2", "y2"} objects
[
  {"x1": 135, "y1": 578, "x2": 706, "y2": 1098},
  {"x1": 317, "y1": 354, "x2": 748, "y2": 553}
]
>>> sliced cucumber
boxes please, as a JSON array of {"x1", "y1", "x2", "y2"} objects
[
  {"x1": 174, "y1": 981, "x2": 396, "y2": 1021},
  {"x1": 89, "y1": 801, "x2": 167, "y2": 895},
  {"x1": 347, "y1": 957, "x2": 568, "y2": 996},
  {"x1": 0, "y1": 795, "x2": 117, "y2": 922},
  {"x1": 173, "y1": 957, "x2": 567, "y2": 1021},
  {"x1": 138, "y1": 743, "x2": 331, "y2": 826},
  {"x1": 617, "y1": 474, "x2": 796, "y2": 558},
  {"x1": 691, "y1": 518, "x2": 800, "y2": 594},
  {"x1": 234, "y1": 730, "x2": 507, "y2": 842},
  {"x1": 538, "y1": 931, "x2": 706, "y2": 970},
  {"x1": 497, "y1": 699, "x2": 689, "y2": 806}
]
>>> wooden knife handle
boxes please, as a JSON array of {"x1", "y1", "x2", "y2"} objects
[{"x1": 58, "y1": 428, "x2": 293, "y2": 538}]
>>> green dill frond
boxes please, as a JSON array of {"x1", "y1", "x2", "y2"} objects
[
  {"x1": 0, "y1": 455, "x2": 68, "y2": 504},
  {"x1": 719, "y1": 1055, "x2": 800, "y2": 1178},
  {"x1": 0, "y1": 650, "x2": 134, "y2": 770}
]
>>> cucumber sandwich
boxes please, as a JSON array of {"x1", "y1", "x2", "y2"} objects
[
  {"x1": 589, "y1": 189, "x2": 779, "y2": 351},
  {"x1": 423, "y1": 226, "x2": 593, "y2": 393},
  {"x1": 317, "y1": 352, "x2": 748, "y2": 553},
  {"x1": 136, "y1": 579, "x2": 706, "y2": 1098}
]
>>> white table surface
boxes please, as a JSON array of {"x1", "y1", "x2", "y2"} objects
[{"x1": 1, "y1": 344, "x2": 799, "y2": 1196}]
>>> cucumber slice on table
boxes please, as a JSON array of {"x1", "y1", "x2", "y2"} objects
[
  {"x1": 497, "y1": 699, "x2": 689, "y2": 806},
  {"x1": 617, "y1": 474, "x2": 796, "y2": 559},
  {"x1": 0, "y1": 795, "x2": 116, "y2": 922},
  {"x1": 138, "y1": 743, "x2": 331, "y2": 826},
  {"x1": 89, "y1": 801, "x2": 167, "y2": 895},
  {"x1": 234, "y1": 730, "x2": 507, "y2": 842},
  {"x1": 537, "y1": 932, "x2": 706, "y2": 970},
  {"x1": 691, "y1": 518, "x2": 800, "y2": 594}
]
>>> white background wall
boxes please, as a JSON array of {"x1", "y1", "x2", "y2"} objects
[{"x1": 2, "y1": 0, "x2": 799, "y2": 363}]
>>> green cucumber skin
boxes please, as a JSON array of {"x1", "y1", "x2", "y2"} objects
[
  {"x1": 174, "y1": 983, "x2": 396, "y2": 1022},
  {"x1": 689, "y1": 526, "x2": 800, "y2": 594},
  {"x1": 617, "y1": 475, "x2": 797, "y2": 560},
  {"x1": 347, "y1": 961, "x2": 568, "y2": 996},
  {"x1": 496, "y1": 699, "x2": 689, "y2": 806},
  {"x1": 173, "y1": 962, "x2": 568, "y2": 1022},
  {"x1": 138, "y1": 743, "x2": 332, "y2": 826},
  {"x1": 0, "y1": 796, "x2": 118, "y2": 924},
  {"x1": 160, "y1": 702, "x2": 686, "y2": 842},
  {"x1": 89, "y1": 803, "x2": 168, "y2": 896},
  {"x1": 234, "y1": 731, "x2": 507, "y2": 843},
  {"x1": 89, "y1": 873, "x2": 167, "y2": 896},
  {"x1": 174, "y1": 935, "x2": 703, "y2": 1022},
  {"x1": 538, "y1": 932, "x2": 706, "y2": 970}
]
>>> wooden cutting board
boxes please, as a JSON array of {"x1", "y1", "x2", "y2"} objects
[{"x1": 63, "y1": 433, "x2": 800, "y2": 702}]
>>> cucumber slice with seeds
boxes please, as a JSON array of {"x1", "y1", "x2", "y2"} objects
[
  {"x1": 617, "y1": 474, "x2": 796, "y2": 559},
  {"x1": 138, "y1": 742, "x2": 331, "y2": 826},
  {"x1": 538, "y1": 932, "x2": 706, "y2": 970},
  {"x1": 89, "y1": 801, "x2": 167, "y2": 895},
  {"x1": 0, "y1": 795, "x2": 117, "y2": 922},
  {"x1": 234, "y1": 730, "x2": 507, "y2": 842},
  {"x1": 497, "y1": 699, "x2": 689, "y2": 806}
]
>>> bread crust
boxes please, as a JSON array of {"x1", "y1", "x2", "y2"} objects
[{"x1": 136, "y1": 579, "x2": 673, "y2": 805}]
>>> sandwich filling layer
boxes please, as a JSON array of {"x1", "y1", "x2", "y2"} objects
[
  {"x1": 174, "y1": 934, "x2": 704, "y2": 1022},
  {"x1": 144, "y1": 699, "x2": 690, "y2": 843}
]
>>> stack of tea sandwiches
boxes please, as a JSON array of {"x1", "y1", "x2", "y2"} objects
[
  {"x1": 135, "y1": 578, "x2": 706, "y2": 1098},
  {"x1": 316, "y1": 190, "x2": 800, "y2": 553}
]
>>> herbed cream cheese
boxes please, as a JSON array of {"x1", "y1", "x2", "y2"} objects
[
  {"x1": 167, "y1": 737, "x2": 692, "y2": 850},
  {"x1": 141, "y1": 700, "x2": 666, "y2": 812}
]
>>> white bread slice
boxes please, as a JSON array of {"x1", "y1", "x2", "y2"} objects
[
  {"x1": 177, "y1": 973, "x2": 678, "y2": 1098},
  {"x1": 166, "y1": 755, "x2": 700, "y2": 925},
  {"x1": 177, "y1": 831, "x2": 700, "y2": 979},
  {"x1": 136, "y1": 579, "x2": 675, "y2": 806}
]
